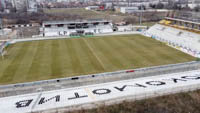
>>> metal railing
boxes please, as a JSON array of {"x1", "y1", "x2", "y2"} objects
[{"x1": 0, "y1": 61, "x2": 199, "y2": 90}]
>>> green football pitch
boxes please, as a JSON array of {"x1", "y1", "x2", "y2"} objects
[{"x1": 0, "y1": 34, "x2": 195, "y2": 85}]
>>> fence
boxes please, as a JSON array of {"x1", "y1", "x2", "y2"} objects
[{"x1": 0, "y1": 61, "x2": 199, "y2": 98}]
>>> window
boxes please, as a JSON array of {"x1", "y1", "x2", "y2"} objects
[
  {"x1": 45, "y1": 25, "x2": 51, "y2": 28},
  {"x1": 57, "y1": 24, "x2": 64, "y2": 27}
]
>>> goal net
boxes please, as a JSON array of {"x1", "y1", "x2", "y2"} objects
[{"x1": 0, "y1": 41, "x2": 9, "y2": 58}]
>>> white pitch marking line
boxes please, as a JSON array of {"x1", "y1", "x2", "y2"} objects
[{"x1": 83, "y1": 38, "x2": 106, "y2": 70}]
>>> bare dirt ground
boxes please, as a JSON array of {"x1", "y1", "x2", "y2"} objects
[{"x1": 67, "y1": 90, "x2": 200, "y2": 113}]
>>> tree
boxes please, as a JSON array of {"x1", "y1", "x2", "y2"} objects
[
  {"x1": 149, "y1": 3, "x2": 156, "y2": 9},
  {"x1": 138, "y1": 5, "x2": 146, "y2": 10},
  {"x1": 123, "y1": 17, "x2": 137, "y2": 24},
  {"x1": 194, "y1": 5, "x2": 200, "y2": 12},
  {"x1": 181, "y1": 5, "x2": 191, "y2": 11},
  {"x1": 156, "y1": 2, "x2": 164, "y2": 9},
  {"x1": 172, "y1": 3, "x2": 182, "y2": 10}
]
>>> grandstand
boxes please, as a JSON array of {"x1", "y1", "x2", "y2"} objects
[
  {"x1": 159, "y1": 17, "x2": 200, "y2": 33},
  {"x1": 40, "y1": 20, "x2": 113, "y2": 37},
  {"x1": 146, "y1": 18, "x2": 200, "y2": 58}
]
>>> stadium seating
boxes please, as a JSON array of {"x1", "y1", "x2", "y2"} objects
[
  {"x1": 159, "y1": 20, "x2": 166, "y2": 24},
  {"x1": 165, "y1": 20, "x2": 171, "y2": 25},
  {"x1": 43, "y1": 24, "x2": 113, "y2": 37},
  {"x1": 145, "y1": 24, "x2": 200, "y2": 58}
]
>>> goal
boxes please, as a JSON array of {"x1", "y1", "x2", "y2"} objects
[{"x1": 0, "y1": 41, "x2": 8, "y2": 59}]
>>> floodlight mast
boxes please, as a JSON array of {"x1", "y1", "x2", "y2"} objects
[
  {"x1": 0, "y1": 46, "x2": 5, "y2": 59},
  {"x1": 0, "y1": 18, "x2": 4, "y2": 35}
]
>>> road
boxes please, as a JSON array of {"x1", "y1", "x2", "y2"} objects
[{"x1": 0, "y1": 70, "x2": 200, "y2": 113}]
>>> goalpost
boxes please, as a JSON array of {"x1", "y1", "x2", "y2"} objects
[
  {"x1": 0, "y1": 49, "x2": 7, "y2": 59},
  {"x1": 0, "y1": 41, "x2": 8, "y2": 59}
]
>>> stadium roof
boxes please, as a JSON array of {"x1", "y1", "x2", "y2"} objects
[
  {"x1": 43, "y1": 19, "x2": 111, "y2": 25},
  {"x1": 165, "y1": 17, "x2": 200, "y2": 25}
]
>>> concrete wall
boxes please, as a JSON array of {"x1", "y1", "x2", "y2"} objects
[
  {"x1": 0, "y1": 61, "x2": 199, "y2": 98},
  {"x1": 1, "y1": 69, "x2": 200, "y2": 113}
]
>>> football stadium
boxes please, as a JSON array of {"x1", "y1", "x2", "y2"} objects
[
  {"x1": 0, "y1": 34, "x2": 195, "y2": 85},
  {"x1": 0, "y1": 17, "x2": 200, "y2": 113}
]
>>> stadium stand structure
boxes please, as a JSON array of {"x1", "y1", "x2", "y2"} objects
[
  {"x1": 40, "y1": 20, "x2": 113, "y2": 37},
  {"x1": 145, "y1": 24, "x2": 200, "y2": 58},
  {"x1": 160, "y1": 17, "x2": 200, "y2": 33}
]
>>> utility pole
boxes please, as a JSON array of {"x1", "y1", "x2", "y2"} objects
[
  {"x1": 0, "y1": 18, "x2": 4, "y2": 35},
  {"x1": 117, "y1": 0, "x2": 119, "y2": 7},
  {"x1": 25, "y1": 0, "x2": 29, "y2": 13},
  {"x1": 26, "y1": 0, "x2": 29, "y2": 9},
  {"x1": 12, "y1": 0, "x2": 16, "y2": 9},
  {"x1": 139, "y1": 0, "x2": 142, "y2": 25},
  {"x1": 127, "y1": 0, "x2": 130, "y2": 7}
]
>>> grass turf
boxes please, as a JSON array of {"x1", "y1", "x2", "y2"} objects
[{"x1": 0, "y1": 34, "x2": 195, "y2": 85}]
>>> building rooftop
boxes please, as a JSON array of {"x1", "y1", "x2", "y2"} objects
[
  {"x1": 43, "y1": 19, "x2": 112, "y2": 25},
  {"x1": 165, "y1": 17, "x2": 200, "y2": 25}
]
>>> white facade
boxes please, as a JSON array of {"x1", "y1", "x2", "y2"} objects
[
  {"x1": 117, "y1": 26, "x2": 133, "y2": 32},
  {"x1": 85, "y1": 6, "x2": 99, "y2": 10},
  {"x1": 120, "y1": 7, "x2": 139, "y2": 14},
  {"x1": 0, "y1": 28, "x2": 12, "y2": 35},
  {"x1": 27, "y1": 0, "x2": 38, "y2": 13},
  {"x1": 12, "y1": 0, "x2": 28, "y2": 12},
  {"x1": 188, "y1": 4, "x2": 200, "y2": 9},
  {"x1": 41, "y1": 20, "x2": 113, "y2": 37}
]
